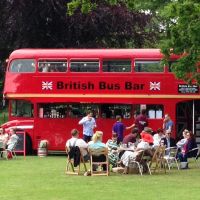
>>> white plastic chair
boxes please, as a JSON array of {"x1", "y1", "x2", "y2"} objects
[
  {"x1": 188, "y1": 147, "x2": 200, "y2": 168},
  {"x1": 164, "y1": 147, "x2": 179, "y2": 170}
]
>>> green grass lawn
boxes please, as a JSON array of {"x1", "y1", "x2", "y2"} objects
[{"x1": 0, "y1": 156, "x2": 200, "y2": 200}]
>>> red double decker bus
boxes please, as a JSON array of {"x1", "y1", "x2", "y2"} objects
[{"x1": 1, "y1": 49, "x2": 200, "y2": 153}]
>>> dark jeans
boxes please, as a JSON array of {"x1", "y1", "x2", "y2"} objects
[
  {"x1": 177, "y1": 152, "x2": 188, "y2": 162},
  {"x1": 83, "y1": 135, "x2": 92, "y2": 143}
]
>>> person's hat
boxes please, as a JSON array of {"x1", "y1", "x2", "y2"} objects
[
  {"x1": 141, "y1": 132, "x2": 154, "y2": 143},
  {"x1": 143, "y1": 127, "x2": 153, "y2": 133}
]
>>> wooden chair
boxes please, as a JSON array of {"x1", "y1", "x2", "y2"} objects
[
  {"x1": 164, "y1": 147, "x2": 179, "y2": 170},
  {"x1": 89, "y1": 147, "x2": 109, "y2": 176},
  {"x1": 65, "y1": 146, "x2": 87, "y2": 175},
  {"x1": 148, "y1": 146, "x2": 166, "y2": 174}
]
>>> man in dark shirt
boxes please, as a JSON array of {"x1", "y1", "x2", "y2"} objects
[
  {"x1": 122, "y1": 127, "x2": 139, "y2": 145},
  {"x1": 135, "y1": 109, "x2": 148, "y2": 133},
  {"x1": 161, "y1": 130, "x2": 176, "y2": 148}
]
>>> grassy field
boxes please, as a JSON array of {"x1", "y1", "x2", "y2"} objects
[{"x1": 0, "y1": 156, "x2": 200, "y2": 200}]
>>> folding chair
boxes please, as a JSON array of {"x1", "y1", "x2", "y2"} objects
[
  {"x1": 128, "y1": 150, "x2": 145, "y2": 175},
  {"x1": 148, "y1": 146, "x2": 166, "y2": 174},
  {"x1": 89, "y1": 147, "x2": 109, "y2": 176},
  {"x1": 65, "y1": 146, "x2": 87, "y2": 175},
  {"x1": 188, "y1": 147, "x2": 200, "y2": 168},
  {"x1": 164, "y1": 147, "x2": 179, "y2": 170}
]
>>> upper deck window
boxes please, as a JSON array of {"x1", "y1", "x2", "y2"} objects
[
  {"x1": 70, "y1": 60, "x2": 99, "y2": 72},
  {"x1": 9, "y1": 59, "x2": 36, "y2": 73},
  {"x1": 103, "y1": 60, "x2": 131, "y2": 72},
  {"x1": 135, "y1": 61, "x2": 163, "y2": 72},
  {"x1": 38, "y1": 60, "x2": 67, "y2": 72}
]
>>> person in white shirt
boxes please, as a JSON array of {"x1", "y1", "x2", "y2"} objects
[
  {"x1": 153, "y1": 128, "x2": 165, "y2": 147},
  {"x1": 78, "y1": 110, "x2": 97, "y2": 142},
  {"x1": 66, "y1": 129, "x2": 89, "y2": 160},
  {"x1": 120, "y1": 131, "x2": 153, "y2": 173},
  {"x1": 176, "y1": 129, "x2": 189, "y2": 149},
  {"x1": 6, "y1": 128, "x2": 19, "y2": 151}
]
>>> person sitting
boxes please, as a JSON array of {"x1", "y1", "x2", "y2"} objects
[
  {"x1": 122, "y1": 127, "x2": 139, "y2": 146},
  {"x1": 176, "y1": 129, "x2": 189, "y2": 149},
  {"x1": 65, "y1": 129, "x2": 89, "y2": 162},
  {"x1": 119, "y1": 129, "x2": 153, "y2": 174},
  {"x1": 0, "y1": 127, "x2": 9, "y2": 151},
  {"x1": 187, "y1": 131, "x2": 198, "y2": 158},
  {"x1": 106, "y1": 132, "x2": 119, "y2": 167},
  {"x1": 161, "y1": 130, "x2": 176, "y2": 147},
  {"x1": 88, "y1": 131, "x2": 107, "y2": 171},
  {"x1": 177, "y1": 131, "x2": 197, "y2": 169},
  {"x1": 6, "y1": 128, "x2": 19, "y2": 151},
  {"x1": 153, "y1": 128, "x2": 165, "y2": 148}
]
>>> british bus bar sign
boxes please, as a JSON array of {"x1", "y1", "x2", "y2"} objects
[{"x1": 178, "y1": 84, "x2": 199, "y2": 94}]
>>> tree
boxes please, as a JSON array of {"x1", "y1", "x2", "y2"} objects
[
  {"x1": 0, "y1": 0, "x2": 158, "y2": 53},
  {"x1": 67, "y1": 0, "x2": 200, "y2": 84},
  {"x1": 160, "y1": 0, "x2": 200, "y2": 84}
]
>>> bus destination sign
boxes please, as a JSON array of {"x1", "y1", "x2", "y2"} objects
[{"x1": 178, "y1": 84, "x2": 199, "y2": 94}]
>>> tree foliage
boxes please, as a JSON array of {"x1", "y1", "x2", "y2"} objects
[
  {"x1": 159, "y1": 0, "x2": 200, "y2": 84},
  {"x1": 67, "y1": 0, "x2": 200, "y2": 84},
  {"x1": 0, "y1": 0, "x2": 157, "y2": 56}
]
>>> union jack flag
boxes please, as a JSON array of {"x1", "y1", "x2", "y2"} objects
[
  {"x1": 150, "y1": 82, "x2": 160, "y2": 91},
  {"x1": 42, "y1": 81, "x2": 53, "y2": 90}
]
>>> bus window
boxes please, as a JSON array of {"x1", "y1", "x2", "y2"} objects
[
  {"x1": 11, "y1": 100, "x2": 33, "y2": 117},
  {"x1": 103, "y1": 60, "x2": 131, "y2": 72},
  {"x1": 135, "y1": 61, "x2": 163, "y2": 72},
  {"x1": 101, "y1": 104, "x2": 131, "y2": 119},
  {"x1": 38, "y1": 103, "x2": 68, "y2": 118},
  {"x1": 9, "y1": 59, "x2": 36, "y2": 73},
  {"x1": 70, "y1": 60, "x2": 99, "y2": 72},
  {"x1": 38, "y1": 60, "x2": 67, "y2": 72},
  {"x1": 68, "y1": 104, "x2": 99, "y2": 118},
  {"x1": 146, "y1": 104, "x2": 163, "y2": 119}
]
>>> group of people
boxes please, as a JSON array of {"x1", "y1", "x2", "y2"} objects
[
  {"x1": 67, "y1": 109, "x2": 198, "y2": 174},
  {"x1": 0, "y1": 127, "x2": 19, "y2": 158}
]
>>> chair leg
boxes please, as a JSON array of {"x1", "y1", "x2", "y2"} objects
[
  {"x1": 166, "y1": 159, "x2": 171, "y2": 170},
  {"x1": 146, "y1": 163, "x2": 152, "y2": 175},
  {"x1": 137, "y1": 163, "x2": 143, "y2": 176},
  {"x1": 175, "y1": 159, "x2": 180, "y2": 170}
]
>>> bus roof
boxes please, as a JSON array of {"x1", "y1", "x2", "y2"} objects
[{"x1": 9, "y1": 49, "x2": 172, "y2": 60}]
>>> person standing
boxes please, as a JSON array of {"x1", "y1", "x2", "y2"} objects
[
  {"x1": 112, "y1": 115, "x2": 135, "y2": 144},
  {"x1": 135, "y1": 109, "x2": 148, "y2": 133},
  {"x1": 163, "y1": 114, "x2": 174, "y2": 134},
  {"x1": 78, "y1": 110, "x2": 97, "y2": 142}
]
